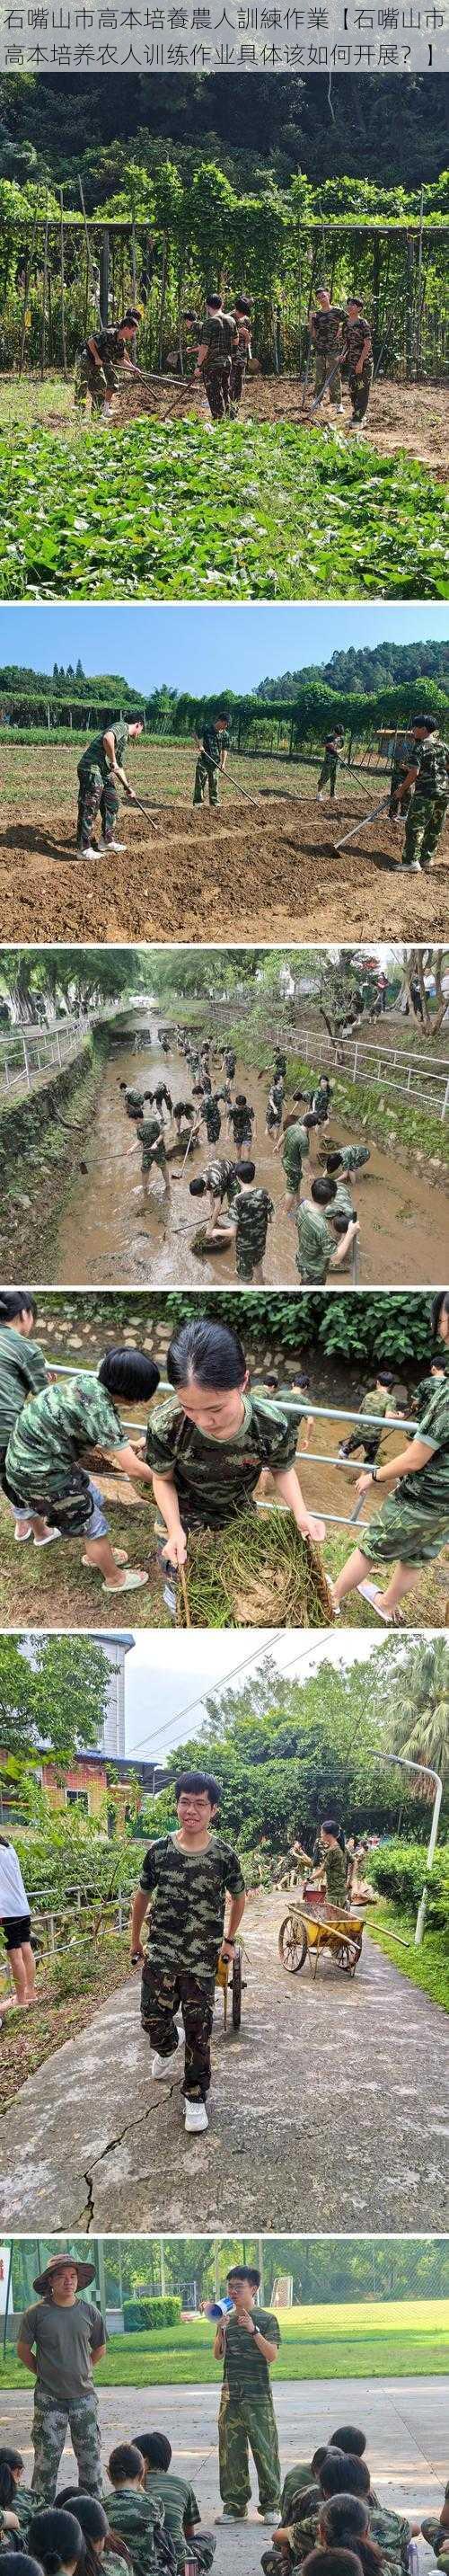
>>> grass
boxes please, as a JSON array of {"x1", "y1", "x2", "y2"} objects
[
  {"x1": 1, "y1": 2301, "x2": 448, "y2": 2387},
  {"x1": 177, "y1": 1510, "x2": 333, "y2": 1629},
  {"x1": 0, "y1": 1934, "x2": 129, "y2": 2113},
  {"x1": 0, "y1": 736, "x2": 370, "y2": 812},
  {"x1": 1, "y1": 417, "x2": 447, "y2": 600},
  {"x1": 368, "y1": 1896, "x2": 449, "y2": 2012}
]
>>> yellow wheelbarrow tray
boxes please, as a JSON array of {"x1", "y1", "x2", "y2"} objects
[
  {"x1": 216, "y1": 1939, "x2": 245, "y2": 2030},
  {"x1": 278, "y1": 1896, "x2": 367, "y2": 1981}
]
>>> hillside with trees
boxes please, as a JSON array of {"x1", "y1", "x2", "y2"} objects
[{"x1": 1, "y1": 73, "x2": 448, "y2": 193}]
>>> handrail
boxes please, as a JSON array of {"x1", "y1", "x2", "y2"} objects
[{"x1": 43, "y1": 1357, "x2": 418, "y2": 1436}]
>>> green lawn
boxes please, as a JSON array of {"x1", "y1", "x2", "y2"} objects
[
  {"x1": 368, "y1": 1899, "x2": 449, "y2": 2012},
  {"x1": 1, "y1": 2302, "x2": 448, "y2": 2387}
]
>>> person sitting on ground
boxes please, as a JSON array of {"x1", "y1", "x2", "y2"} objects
[
  {"x1": 57, "y1": 2492, "x2": 131, "y2": 2576},
  {"x1": 106, "y1": 2447, "x2": 171, "y2": 2576},
  {"x1": 330, "y1": 1289, "x2": 449, "y2": 1623},
  {"x1": 4, "y1": 1348, "x2": 161, "y2": 1597},
  {"x1": 279, "y1": 2453, "x2": 328, "y2": 2524},
  {"x1": 0, "y1": 2451, "x2": 35, "y2": 2533},
  {"x1": 132, "y1": 2431, "x2": 216, "y2": 2572},
  {"x1": 338, "y1": 1372, "x2": 398, "y2": 1462},
  {"x1": 145, "y1": 1316, "x2": 326, "y2": 1577},
  {"x1": 268, "y1": 2448, "x2": 410, "y2": 2574},
  {"x1": 0, "y1": 1287, "x2": 55, "y2": 1549},
  {"x1": 295, "y1": 1178, "x2": 359, "y2": 1284},
  {"x1": 328, "y1": 2437, "x2": 378, "y2": 2506},
  {"x1": 319, "y1": 2497, "x2": 382, "y2": 2576},
  {"x1": 420, "y1": 2482, "x2": 449, "y2": 2558},
  {"x1": 1, "y1": 2559, "x2": 42, "y2": 2576},
  {"x1": 28, "y1": 2506, "x2": 84, "y2": 2576}
]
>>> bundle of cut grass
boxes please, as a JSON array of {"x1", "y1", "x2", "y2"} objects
[{"x1": 176, "y1": 1508, "x2": 332, "y2": 1630}]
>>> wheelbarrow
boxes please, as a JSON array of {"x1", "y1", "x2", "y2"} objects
[
  {"x1": 278, "y1": 1887, "x2": 366, "y2": 1981},
  {"x1": 216, "y1": 1942, "x2": 244, "y2": 2029}
]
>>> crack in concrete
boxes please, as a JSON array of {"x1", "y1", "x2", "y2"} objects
[{"x1": 75, "y1": 2083, "x2": 175, "y2": 2226}]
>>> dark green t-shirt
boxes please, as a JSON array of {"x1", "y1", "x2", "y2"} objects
[
  {"x1": 20, "y1": 2297, "x2": 105, "y2": 2401},
  {"x1": 140, "y1": 1831, "x2": 245, "y2": 1978},
  {"x1": 222, "y1": 2305, "x2": 280, "y2": 2396},
  {"x1": 145, "y1": 1391, "x2": 298, "y2": 1527}
]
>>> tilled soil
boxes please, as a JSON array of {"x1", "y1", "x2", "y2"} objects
[
  {"x1": 116, "y1": 372, "x2": 449, "y2": 477},
  {"x1": 2, "y1": 796, "x2": 448, "y2": 943}
]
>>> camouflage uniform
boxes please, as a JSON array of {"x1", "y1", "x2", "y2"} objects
[
  {"x1": 228, "y1": 1102, "x2": 255, "y2": 1150},
  {"x1": 0, "y1": 1323, "x2": 48, "y2": 1464},
  {"x1": 312, "y1": 1085, "x2": 330, "y2": 1123},
  {"x1": 4, "y1": 1374, "x2": 128, "y2": 1529},
  {"x1": 76, "y1": 719, "x2": 129, "y2": 853},
  {"x1": 317, "y1": 737, "x2": 341, "y2": 797},
  {"x1": 125, "y1": 1084, "x2": 146, "y2": 1118},
  {"x1": 144, "y1": 2465, "x2": 216, "y2": 2571},
  {"x1": 107, "y1": 2483, "x2": 169, "y2": 2574},
  {"x1": 339, "y1": 1381, "x2": 394, "y2": 1462},
  {"x1": 206, "y1": 1156, "x2": 238, "y2": 1204},
  {"x1": 295, "y1": 1200, "x2": 336, "y2": 1283},
  {"x1": 361, "y1": 1375, "x2": 449, "y2": 1567},
  {"x1": 321, "y1": 1843, "x2": 348, "y2": 1905},
  {"x1": 331, "y1": 1179, "x2": 355, "y2": 1225},
  {"x1": 311, "y1": 306, "x2": 346, "y2": 404},
  {"x1": 145, "y1": 1390, "x2": 298, "y2": 1532},
  {"x1": 281, "y1": 1122, "x2": 310, "y2": 1195},
  {"x1": 229, "y1": 319, "x2": 251, "y2": 409},
  {"x1": 343, "y1": 315, "x2": 374, "y2": 420},
  {"x1": 224, "y1": 1049, "x2": 236, "y2": 1078},
  {"x1": 202, "y1": 1095, "x2": 222, "y2": 1143},
  {"x1": 75, "y1": 324, "x2": 128, "y2": 413},
  {"x1": 139, "y1": 1831, "x2": 245, "y2": 2099},
  {"x1": 19, "y1": 2296, "x2": 104, "y2": 2501},
  {"x1": 193, "y1": 726, "x2": 229, "y2": 808},
  {"x1": 232, "y1": 1186, "x2": 275, "y2": 1279},
  {"x1": 136, "y1": 1109, "x2": 167, "y2": 1175},
  {"x1": 389, "y1": 733, "x2": 414, "y2": 817},
  {"x1": 402, "y1": 734, "x2": 449, "y2": 870},
  {"x1": 266, "y1": 1080, "x2": 285, "y2": 1132},
  {"x1": 200, "y1": 311, "x2": 234, "y2": 419},
  {"x1": 279, "y1": 2470, "x2": 319, "y2": 2520},
  {"x1": 339, "y1": 1145, "x2": 370, "y2": 1173},
  {"x1": 218, "y1": 2307, "x2": 281, "y2": 2518}
]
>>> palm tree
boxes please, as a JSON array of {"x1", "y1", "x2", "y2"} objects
[{"x1": 389, "y1": 1636, "x2": 449, "y2": 1792}]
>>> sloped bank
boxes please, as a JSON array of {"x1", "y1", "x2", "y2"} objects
[{"x1": 0, "y1": 1026, "x2": 110, "y2": 1275}]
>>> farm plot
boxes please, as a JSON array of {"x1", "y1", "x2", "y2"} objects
[{"x1": 1, "y1": 418, "x2": 447, "y2": 602}]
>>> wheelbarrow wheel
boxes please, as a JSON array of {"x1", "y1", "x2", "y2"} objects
[
  {"x1": 278, "y1": 1914, "x2": 307, "y2": 1973},
  {"x1": 232, "y1": 1947, "x2": 242, "y2": 2028}
]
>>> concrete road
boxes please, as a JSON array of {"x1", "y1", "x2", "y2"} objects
[
  {"x1": 0, "y1": 2378, "x2": 445, "y2": 2576},
  {"x1": 1, "y1": 1896, "x2": 448, "y2": 2232}
]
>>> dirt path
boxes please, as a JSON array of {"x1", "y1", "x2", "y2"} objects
[
  {"x1": 115, "y1": 373, "x2": 449, "y2": 480},
  {"x1": 2, "y1": 799, "x2": 448, "y2": 943},
  {"x1": 1, "y1": 1893, "x2": 447, "y2": 2233},
  {"x1": 47, "y1": 1027, "x2": 449, "y2": 1288}
]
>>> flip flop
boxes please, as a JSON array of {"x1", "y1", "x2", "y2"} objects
[{"x1": 357, "y1": 1580, "x2": 404, "y2": 1625}]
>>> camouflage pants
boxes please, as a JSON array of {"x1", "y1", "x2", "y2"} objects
[
  {"x1": 193, "y1": 756, "x2": 219, "y2": 806},
  {"x1": 142, "y1": 1139, "x2": 167, "y2": 1175},
  {"x1": 314, "y1": 352, "x2": 342, "y2": 404},
  {"x1": 317, "y1": 755, "x2": 338, "y2": 796},
  {"x1": 31, "y1": 2388, "x2": 101, "y2": 2500},
  {"x1": 236, "y1": 1235, "x2": 266, "y2": 1279},
  {"x1": 76, "y1": 763, "x2": 119, "y2": 851},
  {"x1": 348, "y1": 359, "x2": 373, "y2": 420},
  {"x1": 389, "y1": 760, "x2": 412, "y2": 818},
  {"x1": 75, "y1": 349, "x2": 119, "y2": 410},
  {"x1": 361, "y1": 1490, "x2": 449, "y2": 1568},
  {"x1": 191, "y1": 2536, "x2": 216, "y2": 2572},
  {"x1": 403, "y1": 793, "x2": 447, "y2": 870},
  {"x1": 141, "y1": 1957, "x2": 216, "y2": 2098},
  {"x1": 218, "y1": 2385, "x2": 281, "y2": 2516},
  {"x1": 203, "y1": 363, "x2": 231, "y2": 421},
  {"x1": 229, "y1": 352, "x2": 247, "y2": 406}
]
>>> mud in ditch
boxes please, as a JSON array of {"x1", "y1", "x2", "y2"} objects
[
  {"x1": 113, "y1": 372, "x2": 449, "y2": 478},
  {"x1": 40, "y1": 1028, "x2": 449, "y2": 1291},
  {"x1": 1, "y1": 796, "x2": 448, "y2": 946}
]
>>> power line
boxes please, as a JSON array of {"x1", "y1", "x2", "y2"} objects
[{"x1": 128, "y1": 1630, "x2": 335, "y2": 1759}]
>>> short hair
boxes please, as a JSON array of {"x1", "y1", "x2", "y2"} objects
[
  {"x1": 175, "y1": 1768, "x2": 222, "y2": 1806},
  {"x1": 98, "y1": 1348, "x2": 160, "y2": 1402},
  {"x1": 0, "y1": 1289, "x2": 37, "y2": 1322},
  {"x1": 302, "y1": 2552, "x2": 364, "y2": 2576},
  {"x1": 311, "y1": 1177, "x2": 336, "y2": 1205},
  {"x1": 411, "y1": 713, "x2": 437, "y2": 732},
  {"x1": 167, "y1": 1318, "x2": 247, "y2": 1391},
  {"x1": 134, "y1": 2434, "x2": 172, "y2": 2471},
  {"x1": 235, "y1": 297, "x2": 251, "y2": 314},
  {"x1": 320, "y1": 2456, "x2": 371, "y2": 2502},
  {"x1": 330, "y1": 2431, "x2": 366, "y2": 2459},
  {"x1": 29, "y1": 2509, "x2": 84, "y2": 2573},
  {"x1": 312, "y1": 2448, "x2": 329, "y2": 2475},
  {"x1": 236, "y1": 1161, "x2": 256, "y2": 1184},
  {"x1": 226, "y1": 2264, "x2": 260, "y2": 2286},
  {"x1": 265, "y1": 1372, "x2": 278, "y2": 1389},
  {"x1": 1, "y1": 2560, "x2": 43, "y2": 2576},
  {"x1": 207, "y1": 292, "x2": 222, "y2": 307},
  {"x1": 108, "y1": 2446, "x2": 145, "y2": 2485},
  {"x1": 348, "y1": 295, "x2": 364, "y2": 308},
  {"x1": 326, "y1": 1153, "x2": 344, "y2": 1177},
  {"x1": 376, "y1": 1370, "x2": 395, "y2": 1390}
]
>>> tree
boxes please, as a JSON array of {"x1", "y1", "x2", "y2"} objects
[
  {"x1": 0, "y1": 1633, "x2": 110, "y2": 1757},
  {"x1": 379, "y1": 1635, "x2": 449, "y2": 1788}
]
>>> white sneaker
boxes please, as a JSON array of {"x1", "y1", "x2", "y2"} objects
[
  {"x1": 258, "y1": 2512, "x2": 281, "y2": 2527},
  {"x1": 215, "y1": 2513, "x2": 248, "y2": 2524},
  {"x1": 184, "y1": 2100, "x2": 208, "y2": 2133},
  {"x1": 401, "y1": 860, "x2": 421, "y2": 873},
  {"x1": 108, "y1": 838, "x2": 127, "y2": 853},
  {"x1": 151, "y1": 2052, "x2": 175, "y2": 2080},
  {"x1": 335, "y1": 403, "x2": 345, "y2": 414},
  {"x1": 78, "y1": 843, "x2": 102, "y2": 860}
]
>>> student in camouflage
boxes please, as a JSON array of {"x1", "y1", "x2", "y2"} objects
[
  {"x1": 312, "y1": 1079, "x2": 332, "y2": 1124},
  {"x1": 310, "y1": 290, "x2": 346, "y2": 409},
  {"x1": 227, "y1": 1095, "x2": 255, "y2": 1155},
  {"x1": 135, "y1": 2429, "x2": 216, "y2": 2572},
  {"x1": 0, "y1": 1287, "x2": 55, "y2": 1545},
  {"x1": 17, "y1": 2255, "x2": 105, "y2": 2502},
  {"x1": 269, "y1": 2446, "x2": 410, "y2": 2576},
  {"x1": 122, "y1": 1083, "x2": 147, "y2": 1118},
  {"x1": 307, "y1": 1821, "x2": 348, "y2": 1911},
  {"x1": 0, "y1": 2446, "x2": 37, "y2": 2532},
  {"x1": 215, "y1": 2264, "x2": 281, "y2": 2526},
  {"x1": 194, "y1": 297, "x2": 235, "y2": 419},
  {"x1": 334, "y1": 1147, "x2": 370, "y2": 1177},
  {"x1": 388, "y1": 733, "x2": 414, "y2": 820},
  {"x1": 221, "y1": 1162, "x2": 275, "y2": 1280},
  {"x1": 317, "y1": 732, "x2": 345, "y2": 800},
  {"x1": 4, "y1": 1347, "x2": 160, "y2": 1596},
  {"x1": 135, "y1": 1108, "x2": 170, "y2": 1186},
  {"x1": 279, "y1": 1118, "x2": 310, "y2": 1207},
  {"x1": 338, "y1": 1371, "x2": 397, "y2": 1463},
  {"x1": 76, "y1": 718, "x2": 143, "y2": 858},
  {"x1": 56, "y1": 2487, "x2": 134, "y2": 2576},
  {"x1": 201, "y1": 1094, "x2": 223, "y2": 1145},
  {"x1": 296, "y1": 1179, "x2": 359, "y2": 1282},
  {"x1": 331, "y1": 1291, "x2": 449, "y2": 1621},
  {"x1": 343, "y1": 301, "x2": 374, "y2": 426},
  {"x1": 224, "y1": 1047, "x2": 236, "y2": 1079},
  {"x1": 130, "y1": 1767, "x2": 245, "y2": 2136},
  {"x1": 75, "y1": 310, "x2": 143, "y2": 415},
  {"x1": 266, "y1": 1078, "x2": 285, "y2": 1135},
  {"x1": 106, "y1": 2447, "x2": 168, "y2": 2576},
  {"x1": 145, "y1": 1317, "x2": 325, "y2": 1568},
  {"x1": 392, "y1": 716, "x2": 449, "y2": 872},
  {"x1": 28, "y1": 2503, "x2": 85, "y2": 2576},
  {"x1": 193, "y1": 717, "x2": 230, "y2": 807}
]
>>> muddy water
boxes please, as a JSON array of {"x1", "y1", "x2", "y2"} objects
[{"x1": 52, "y1": 1022, "x2": 448, "y2": 1289}]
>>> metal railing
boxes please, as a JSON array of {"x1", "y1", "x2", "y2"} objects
[
  {"x1": 297, "y1": 1025, "x2": 449, "y2": 1122},
  {"x1": 0, "y1": 997, "x2": 140, "y2": 1100}
]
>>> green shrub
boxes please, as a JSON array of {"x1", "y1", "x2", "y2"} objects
[
  {"x1": 368, "y1": 1838, "x2": 449, "y2": 1926},
  {"x1": 122, "y1": 2297, "x2": 181, "y2": 2332}
]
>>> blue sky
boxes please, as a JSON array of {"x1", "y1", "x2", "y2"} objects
[{"x1": 2, "y1": 604, "x2": 447, "y2": 692}]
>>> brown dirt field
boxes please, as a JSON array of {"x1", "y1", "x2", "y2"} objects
[
  {"x1": 2, "y1": 796, "x2": 448, "y2": 945},
  {"x1": 116, "y1": 372, "x2": 449, "y2": 478}
]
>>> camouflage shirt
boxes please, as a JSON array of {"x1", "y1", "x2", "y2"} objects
[
  {"x1": 136, "y1": 1112, "x2": 164, "y2": 1148},
  {"x1": 312, "y1": 305, "x2": 346, "y2": 355},
  {"x1": 228, "y1": 1102, "x2": 254, "y2": 1146},
  {"x1": 145, "y1": 1391, "x2": 298, "y2": 1526},
  {"x1": 200, "y1": 724, "x2": 228, "y2": 765},
  {"x1": 202, "y1": 1097, "x2": 222, "y2": 1141},
  {"x1": 401, "y1": 1378, "x2": 449, "y2": 1510},
  {"x1": 296, "y1": 1202, "x2": 336, "y2": 1283},
  {"x1": 358, "y1": 1386, "x2": 395, "y2": 1421},
  {"x1": 139, "y1": 1830, "x2": 245, "y2": 1976},
  {"x1": 0, "y1": 1326, "x2": 48, "y2": 1454},
  {"x1": 202, "y1": 312, "x2": 234, "y2": 369},
  {"x1": 144, "y1": 2470, "x2": 199, "y2": 2567},
  {"x1": 205, "y1": 1157, "x2": 236, "y2": 1201},
  {"x1": 345, "y1": 315, "x2": 373, "y2": 366},
  {"x1": 331, "y1": 1181, "x2": 355, "y2": 1222},
  {"x1": 79, "y1": 720, "x2": 128, "y2": 782},
  {"x1": 5, "y1": 1376, "x2": 128, "y2": 1506},
  {"x1": 321, "y1": 1843, "x2": 348, "y2": 1905},
  {"x1": 413, "y1": 734, "x2": 449, "y2": 801},
  {"x1": 125, "y1": 1086, "x2": 145, "y2": 1112},
  {"x1": 312, "y1": 1086, "x2": 330, "y2": 1118},
  {"x1": 282, "y1": 1122, "x2": 310, "y2": 1187},
  {"x1": 280, "y1": 2469, "x2": 319, "y2": 2521},
  {"x1": 339, "y1": 1144, "x2": 370, "y2": 1172},
  {"x1": 107, "y1": 2487, "x2": 164, "y2": 2576},
  {"x1": 222, "y1": 2305, "x2": 280, "y2": 2396},
  {"x1": 233, "y1": 1187, "x2": 275, "y2": 1256}
]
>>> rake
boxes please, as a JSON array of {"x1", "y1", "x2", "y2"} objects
[{"x1": 333, "y1": 793, "x2": 393, "y2": 852}]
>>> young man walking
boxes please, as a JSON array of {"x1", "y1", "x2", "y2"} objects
[{"x1": 130, "y1": 1770, "x2": 245, "y2": 2137}]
